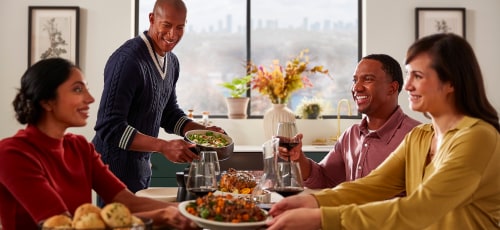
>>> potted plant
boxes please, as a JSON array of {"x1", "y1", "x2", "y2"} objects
[
  {"x1": 219, "y1": 75, "x2": 252, "y2": 119},
  {"x1": 295, "y1": 97, "x2": 326, "y2": 119}
]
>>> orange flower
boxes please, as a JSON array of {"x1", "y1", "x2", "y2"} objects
[{"x1": 250, "y1": 49, "x2": 330, "y2": 104}]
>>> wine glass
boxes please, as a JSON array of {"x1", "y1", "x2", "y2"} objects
[
  {"x1": 275, "y1": 161, "x2": 304, "y2": 197},
  {"x1": 186, "y1": 158, "x2": 217, "y2": 199},
  {"x1": 276, "y1": 122, "x2": 299, "y2": 162}
]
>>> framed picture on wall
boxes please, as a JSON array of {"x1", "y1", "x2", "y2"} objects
[
  {"x1": 28, "y1": 6, "x2": 80, "y2": 67},
  {"x1": 415, "y1": 7, "x2": 466, "y2": 40}
]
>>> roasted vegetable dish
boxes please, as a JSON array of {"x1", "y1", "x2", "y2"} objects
[{"x1": 185, "y1": 193, "x2": 267, "y2": 223}]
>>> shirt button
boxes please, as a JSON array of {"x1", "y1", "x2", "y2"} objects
[
  {"x1": 364, "y1": 143, "x2": 368, "y2": 147},
  {"x1": 358, "y1": 166, "x2": 362, "y2": 170}
]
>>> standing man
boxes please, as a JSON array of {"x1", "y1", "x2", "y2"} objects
[
  {"x1": 280, "y1": 54, "x2": 420, "y2": 189},
  {"x1": 92, "y1": 0, "x2": 224, "y2": 197}
]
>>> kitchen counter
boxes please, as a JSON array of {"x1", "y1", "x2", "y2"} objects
[
  {"x1": 234, "y1": 144, "x2": 333, "y2": 153},
  {"x1": 151, "y1": 145, "x2": 332, "y2": 187}
]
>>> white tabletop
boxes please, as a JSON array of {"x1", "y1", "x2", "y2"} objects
[{"x1": 135, "y1": 187, "x2": 178, "y2": 202}]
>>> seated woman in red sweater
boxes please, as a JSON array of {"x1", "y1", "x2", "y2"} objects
[{"x1": 0, "y1": 58, "x2": 198, "y2": 230}]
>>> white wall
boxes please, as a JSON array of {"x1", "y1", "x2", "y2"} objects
[
  {"x1": 1, "y1": 0, "x2": 499, "y2": 145},
  {"x1": 363, "y1": 0, "x2": 500, "y2": 122}
]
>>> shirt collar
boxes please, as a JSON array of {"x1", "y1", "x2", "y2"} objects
[
  {"x1": 25, "y1": 124, "x2": 64, "y2": 152},
  {"x1": 359, "y1": 106, "x2": 407, "y2": 143},
  {"x1": 422, "y1": 115, "x2": 480, "y2": 133}
]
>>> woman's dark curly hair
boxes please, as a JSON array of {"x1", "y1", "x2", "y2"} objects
[{"x1": 13, "y1": 58, "x2": 76, "y2": 124}]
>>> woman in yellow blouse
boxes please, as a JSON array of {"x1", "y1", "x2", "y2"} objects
[{"x1": 267, "y1": 33, "x2": 500, "y2": 230}]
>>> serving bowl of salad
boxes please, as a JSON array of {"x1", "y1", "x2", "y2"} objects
[{"x1": 184, "y1": 130, "x2": 234, "y2": 161}]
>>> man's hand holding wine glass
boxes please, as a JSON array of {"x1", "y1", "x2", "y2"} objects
[{"x1": 277, "y1": 133, "x2": 304, "y2": 162}]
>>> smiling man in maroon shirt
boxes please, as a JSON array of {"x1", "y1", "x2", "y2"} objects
[{"x1": 279, "y1": 54, "x2": 420, "y2": 189}]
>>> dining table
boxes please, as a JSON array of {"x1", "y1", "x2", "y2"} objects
[
  {"x1": 136, "y1": 186, "x2": 323, "y2": 230},
  {"x1": 136, "y1": 186, "x2": 323, "y2": 203}
]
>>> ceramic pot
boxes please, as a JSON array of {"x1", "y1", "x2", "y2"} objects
[{"x1": 225, "y1": 97, "x2": 250, "y2": 119}]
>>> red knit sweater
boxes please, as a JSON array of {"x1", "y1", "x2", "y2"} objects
[{"x1": 0, "y1": 125, "x2": 126, "y2": 229}]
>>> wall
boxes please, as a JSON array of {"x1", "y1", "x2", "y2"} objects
[
  {"x1": 363, "y1": 0, "x2": 500, "y2": 122},
  {"x1": 1, "y1": 0, "x2": 499, "y2": 146}
]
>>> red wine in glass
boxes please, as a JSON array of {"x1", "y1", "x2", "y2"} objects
[
  {"x1": 273, "y1": 187, "x2": 304, "y2": 197},
  {"x1": 278, "y1": 138, "x2": 299, "y2": 151},
  {"x1": 276, "y1": 122, "x2": 299, "y2": 152},
  {"x1": 188, "y1": 188, "x2": 216, "y2": 198},
  {"x1": 186, "y1": 159, "x2": 217, "y2": 199}
]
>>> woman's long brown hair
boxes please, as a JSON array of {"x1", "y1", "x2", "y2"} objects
[{"x1": 405, "y1": 33, "x2": 499, "y2": 132}]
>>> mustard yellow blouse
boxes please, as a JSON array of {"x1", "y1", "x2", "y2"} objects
[{"x1": 313, "y1": 116, "x2": 500, "y2": 229}]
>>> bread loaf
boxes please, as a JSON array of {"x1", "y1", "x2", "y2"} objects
[
  {"x1": 100, "y1": 202, "x2": 133, "y2": 228},
  {"x1": 72, "y1": 203, "x2": 102, "y2": 226},
  {"x1": 43, "y1": 202, "x2": 142, "y2": 229},
  {"x1": 73, "y1": 212, "x2": 106, "y2": 229},
  {"x1": 42, "y1": 214, "x2": 72, "y2": 228}
]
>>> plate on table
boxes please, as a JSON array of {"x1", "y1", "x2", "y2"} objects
[
  {"x1": 214, "y1": 190, "x2": 253, "y2": 198},
  {"x1": 135, "y1": 187, "x2": 178, "y2": 202},
  {"x1": 178, "y1": 200, "x2": 269, "y2": 230},
  {"x1": 214, "y1": 190, "x2": 283, "y2": 204}
]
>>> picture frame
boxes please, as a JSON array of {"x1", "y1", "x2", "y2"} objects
[
  {"x1": 28, "y1": 6, "x2": 80, "y2": 67},
  {"x1": 415, "y1": 7, "x2": 466, "y2": 40}
]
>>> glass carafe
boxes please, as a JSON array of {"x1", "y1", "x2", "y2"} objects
[{"x1": 252, "y1": 137, "x2": 280, "y2": 209}]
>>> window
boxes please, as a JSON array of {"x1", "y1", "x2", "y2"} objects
[{"x1": 136, "y1": 0, "x2": 360, "y2": 118}]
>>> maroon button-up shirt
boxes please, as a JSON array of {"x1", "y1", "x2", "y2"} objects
[{"x1": 304, "y1": 107, "x2": 420, "y2": 189}]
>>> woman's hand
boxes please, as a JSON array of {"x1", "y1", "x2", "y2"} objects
[
  {"x1": 266, "y1": 208, "x2": 322, "y2": 230},
  {"x1": 269, "y1": 193, "x2": 319, "y2": 217},
  {"x1": 134, "y1": 206, "x2": 200, "y2": 230},
  {"x1": 114, "y1": 190, "x2": 200, "y2": 229},
  {"x1": 267, "y1": 194, "x2": 321, "y2": 230}
]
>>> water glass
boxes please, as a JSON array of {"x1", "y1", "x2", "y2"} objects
[{"x1": 200, "y1": 151, "x2": 220, "y2": 177}]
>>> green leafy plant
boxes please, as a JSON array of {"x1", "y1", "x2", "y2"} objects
[{"x1": 219, "y1": 75, "x2": 252, "y2": 98}]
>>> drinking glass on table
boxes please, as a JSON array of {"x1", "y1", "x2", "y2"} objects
[
  {"x1": 186, "y1": 157, "x2": 217, "y2": 198},
  {"x1": 275, "y1": 161, "x2": 304, "y2": 197},
  {"x1": 200, "y1": 151, "x2": 220, "y2": 178}
]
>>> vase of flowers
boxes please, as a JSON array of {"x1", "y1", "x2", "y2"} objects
[
  {"x1": 262, "y1": 104, "x2": 297, "y2": 139},
  {"x1": 249, "y1": 49, "x2": 330, "y2": 138}
]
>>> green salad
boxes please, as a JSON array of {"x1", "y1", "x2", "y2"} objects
[{"x1": 187, "y1": 131, "x2": 230, "y2": 147}]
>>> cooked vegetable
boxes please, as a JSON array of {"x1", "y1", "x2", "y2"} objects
[
  {"x1": 185, "y1": 193, "x2": 267, "y2": 223},
  {"x1": 187, "y1": 131, "x2": 229, "y2": 148}
]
